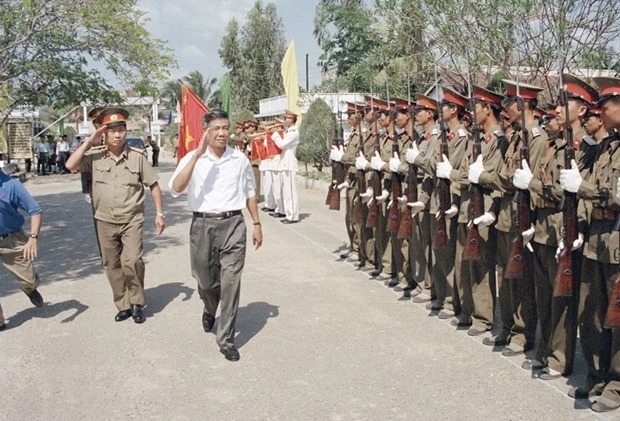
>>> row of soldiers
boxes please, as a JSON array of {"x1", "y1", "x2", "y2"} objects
[{"x1": 329, "y1": 74, "x2": 620, "y2": 413}]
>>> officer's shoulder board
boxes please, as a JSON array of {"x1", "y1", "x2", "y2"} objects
[
  {"x1": 128, "y1": 146, "x2": 147, "y2": 156},
  {"x1": 494, "y1": 129, "x2": 505, "y2": 138},
  {"x1": 431, "y1": 128, "x2": 439, "y2": 136},
  {"x1": 458, "y1": 128, "x2": 468, "y2": 138},
  {"x1": 530, "y1": 127, "x2": 542, "y2": 138}
]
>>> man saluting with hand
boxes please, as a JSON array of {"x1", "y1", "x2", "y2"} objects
[{"x1": 169, "y1": 109, "x2": 262, "y2": 362}]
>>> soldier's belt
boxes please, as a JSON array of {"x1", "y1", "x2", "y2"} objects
[
  {"x1": 591, "y1": 208, "x2": 617, "y2": 221},
  {"x1": 192, "y1": 210, "x2": 242, "y2": 220},
  {"x1": 534, "y1": 198, "x2": 558, "y2": 209}
]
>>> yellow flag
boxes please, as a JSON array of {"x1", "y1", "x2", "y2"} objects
[{"x1": 281, "y1": 40, "x2": 301, "y2": 125}]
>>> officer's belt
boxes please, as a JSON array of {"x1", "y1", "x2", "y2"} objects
[
  {"x1": 534, "y1": 197, "x2": 558, "y2": 209},
  {"x1": 591, "y1": 208, "x2": 617, "y2": 221},
  {"x1": 193, "y1": 210, "x2": 242, "y2": 220}
]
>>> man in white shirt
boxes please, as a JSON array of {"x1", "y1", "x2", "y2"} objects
[
  {"x1": 271, "y1": 110, "x2": 301, "y2": 223},
  {"x1": 169, "y1": 109, "x2": 263, "y2": 362},
  {"x1": 56, "y1": 135, "x2": 70, "y2": 174}
]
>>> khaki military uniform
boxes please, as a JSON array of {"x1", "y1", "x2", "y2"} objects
[
  {"x1": 341, "y1": 128, "x2": 363, "y2": 257},
  {"x1": 374, "y1": 131, "x2": 394, "y2": 278},
  {"x1": 359, "y1": 129, "x2": 377, "y2": 265},
  {"x1": 80, "y1": 147, "x2": 159, "y2": 311},
  {"x1": 478, "y1": 126, "x2": 539, "y2": 347},
  {"x1": 429, "y1": 124, "x2": 468, "y2": 312},
  {"x1": 528, "y1": 126, "x2": 597, "y2": 374},
  {"x1": 576, "y1": 134, "x2": 620, "y2": 401},
  {"x1": 451, "y1": 126, "x2": 504, "y2": 330}
]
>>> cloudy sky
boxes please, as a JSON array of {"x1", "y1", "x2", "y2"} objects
[{"x1": 136, "y1": 0, "x2": 325, "y2": 88}]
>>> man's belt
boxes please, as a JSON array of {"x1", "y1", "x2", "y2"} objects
[
  {"x1": 591, "y1": 208, "x2": 617, "y2": 221},
  {"x1": 192, "y1": 210, "x2": 242, "y2": 220},
  {"x1": 534, "y1": 197, "x2": 558, "y2": 209}
]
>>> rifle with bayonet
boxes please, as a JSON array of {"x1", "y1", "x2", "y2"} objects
[
  {"x1": 397, "y1": 123, "x2": 421, "y2": 240},
  {"x1": 463, "y1": 82, "x2": 483, "y2": 261},
  {"x1": 366, "y1": 120, "x2": 382, "y2": 229},
  {"x1": 387, "y1": 125, "x2": 402, "y2": 232},
  {"x1": 554, "y1": 76, "x2": 577, "y2": 297},
  {"x1": 505, "y1": 75, "x2": 530, "y2": 279},
  {"x1": 433, "y1": 77, "x2": 450, "y2": 250},
  {"x1": 353, "y1": 112, "x2": 367, "y2": 224}
]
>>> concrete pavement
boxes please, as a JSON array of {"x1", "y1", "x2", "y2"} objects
[{"x1": 0, "y1": 156, "x2": 611, "y2": 420}]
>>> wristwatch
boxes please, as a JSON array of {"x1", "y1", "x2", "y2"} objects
[
  {"x1": 157, "y1": 212, "x2": 165, "y2": 219},
  {"x1": 29, "y1": 233, "x2": 39, "y2": 239}
]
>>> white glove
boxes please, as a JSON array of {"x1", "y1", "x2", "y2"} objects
[
  {"x1": 406, "y1": 143, "x2": 420, "y2": 164},
  {"x1": 84, "y1": 194, "x2": 91, "y2": 204},
  {"x1": 559, "y1": 159, "x2": 582, "y2": 193},
  {"x1": 376, "y1": 189, "x2": 389, "y2": 204},
  {"x1": 329, "y1": 145, "x2": 345, "y2": 162},
  {"x1": 359, "y1": 187, "x2": 373, "y2": 203},
  {"x1": 387, "y1": 199, "x2": 394, "y2": 209},
  {"x1": 513, "y1": 159, "x2": 533, "y2": 189},
  {"x1": 370, "y1": 152, "x2": 386, "y2": 171},
  {"x1": 355, "y1": 152, "x2": 369, "y2": 170},
  {"x1": 389, "y1": 152, "x2": 401, "y2": 173},
  {"x1": 522, "y1": 225, "x2": 535, "y2": 253},
  {"x1": 468, "y1": 155, "x2": 484, "y2": 184},
  {"x1": 473, "y1": 212, "x2": 495, "y2": 228},
  {"x1": 436, "y1": 154, "x2": 453, "y2": 179},
  {"x1": 397, "y1": 195, "x2": 407, "y2": 204},
  {"x1": 555, "y1": 233, "x2": 585, "y2": 259},
  {"x1": 407, "y1": 201, "x2": 425, "y2": 215},
  {"x1": 445, "y1": 205, "x2": 458, "y2": 218},
  {"x1": 337, "y1": 181, "x2": 349, "y2": 190}
]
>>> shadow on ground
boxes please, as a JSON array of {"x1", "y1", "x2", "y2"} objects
[
  {"x1": 144, "y1": 282, "x2": 195, "y2": 317},
  {"x1": 6, "y1": 299, "x2": 89, "y2": 329},
  {"x1": 234, "y1": 301, "x2": 280, "y2": 349}
]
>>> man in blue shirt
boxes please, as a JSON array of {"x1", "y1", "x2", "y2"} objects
[{"x1": 0, "y1": 171, "x2": 44, "y2": 331}]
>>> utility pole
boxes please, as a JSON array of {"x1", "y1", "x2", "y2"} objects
[{"x1": 305, "y1": 54, "x2": 309, "y2": 92}]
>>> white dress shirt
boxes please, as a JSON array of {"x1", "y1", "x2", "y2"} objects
[
  {"x1": 271, "y1": 126, "x2": 300, "y2": 172},
  {"x1": 169, "y1": 145, "x2": 256, "y2": 212},
  {"x1": 57, "y1": 141, "x2": 69, "y2": 153}
]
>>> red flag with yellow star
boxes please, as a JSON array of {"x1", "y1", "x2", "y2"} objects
[{"x1": 177, "y1": 84, "x2": 209, "y2": 162}]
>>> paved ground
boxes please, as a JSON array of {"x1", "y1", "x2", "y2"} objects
[{"x1": 0, "y1": 154, "x2": 614, "y2": 420}]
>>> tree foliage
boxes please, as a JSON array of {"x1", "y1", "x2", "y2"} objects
[
  {"x1": 298, "y1": 98, "x2": 334, "y2": 172},
  {"x1": 218, "y1": 1, "x2": 287, "y2": 112},
  {"x1": 314, "y1": 0, "x2": 620, "y2": 99},
  {"x1": 0, "y1": 0, "x2": 176, "y2": 124}
]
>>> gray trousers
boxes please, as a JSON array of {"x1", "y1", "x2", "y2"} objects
[{"x1": 190, "y1": 214, "x2": 247, "y2": 350}]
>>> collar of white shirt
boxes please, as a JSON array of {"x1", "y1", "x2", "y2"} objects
[{"x1": 199, "y1": 145, "x2": 239, "y2": 163}]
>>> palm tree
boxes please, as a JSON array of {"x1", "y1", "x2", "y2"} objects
[
  {"x1": 183, "y1": 71, "x2": 218, "y2": 104},
  {"x1": 159, "y1": 80, "x2": 182, "y2": 110}
]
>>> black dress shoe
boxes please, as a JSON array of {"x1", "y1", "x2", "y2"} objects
[
  {"x1": 261, "y1": 207, "x2": 275, "y2": 212},
  {"x1": 339, "y1": 249, "x2": 351, "y2": 259},
  {"x1": 115, "y1": 309, "x2": 132, "y2": 322},
  {"x1": 131, "y1": 304, "x2": 145, "y2": 324},
  {"x1": 521, "y1": 359, "x2": 545, "y2": 371},
  {"x1": 281, "y1": 219, "x2": 298, "y2": 224},
  {"x1": 370, "y1": 268, "x2": 382, "y2": 277},
  {"x1": 202, "y1": 311, "x2": 215, "y2": 332},
  {"x1": 0, "y1": 323, "x2": 6, "y2": 332},
  {"x1": 270, "y1": 212, "x2": 286, "y2": 218},
  {"x1": 26, "y1": 289, "x2": 44, "y2": 307},
  {"x1": 568, "y1": 386, "x2": 603, "y2": 399},
  {"x1": 220, "y1": 346, "x2": 240, "y2": 362},
  {"x1": 357, "y1": 259, "x2": 367, "y2": 268}
]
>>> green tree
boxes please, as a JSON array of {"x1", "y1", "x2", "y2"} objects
[
  {"x1": 0, "y1": 0, "x2": 176, "y2": 125},
  {"x1": 218, "y1": 1, "x2": 287, "y2": 112},
  {"x1": 298, "y1": 98, "x2": 334, "y2": 172},
  {"x1": 160, "y1": 80, "x2": 182, "y2": 110}
]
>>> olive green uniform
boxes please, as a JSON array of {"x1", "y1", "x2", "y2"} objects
[
  {"x1": 528, "y1": 127, "x2": 597, "y2": 374},
  {"x1": 80, "y1": 148, "x2": 159, "y2": 311},
  {"x1": 342, "y1": 128, "x2": 363, "y2": 258},
  {"x1": 576, "y1": 134, "x2": 620, "y2": 401}
]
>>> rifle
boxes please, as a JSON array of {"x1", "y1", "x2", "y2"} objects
[
  {"x1": 328, "y1": 137, "x2": 345, "y2": 210},
  {"x1": 387, "y1": 128, "x2": 402, "y2": 232},
  {"x1": 352, "y1": 116, "x2": 367, "y2": 224},
  {"x1": 397, "y1": 126, "x2": 421, "y2": 240},
  {"x1": 554, "y1": 79, "x2": 577, "y2": 296},
  {"x1": 604, "y1": 216, "x2": 620, "y2": 328},
  {"x1": 433, "y1": 68, "x2": 450, "y2": 250},
  {"x1": 366, "y1": 123, "x2": 382, "y2": 229},
  {"x1": 463, "y1": 81, "x2": 483, "y2": 261},
  {"x1": 504, "y1": 74, "x2": 531, "y2": 279}
]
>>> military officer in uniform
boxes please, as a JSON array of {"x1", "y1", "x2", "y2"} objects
[
  {"x1": 66, "y1": 107, "x2": 165, "y2": 324},
  {"x1": 513, "y1": 74, "x2": 598, "y2": 379},
  {"x1": 559, "y1": 76, "x2": 620, "y2": 412}
]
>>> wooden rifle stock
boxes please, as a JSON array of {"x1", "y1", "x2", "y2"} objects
[
  {"x1": 327, "y1": 139, "x2": 346, "y2": 210},
  {"x1": 554, "y1": 145, "x2": 577, "y2": 296},
  {"x1": 398, "y1": 160, "x2": 417, "y2": 240},
  {"x1": 433, "y1": 125, "x2": 450, "y2": 250},
  {"x1": 366, "y1": 131, "x2": 381, "y2": 228},
  {"x1": 387, "y1": 134, "x2": 402, "y2": 232},
  {"x1": 604, "y1": 216, "x2": 620, "y2": 328},
  {"x1": 352, "y1": 123, "x2": 367, "y2": 224},
  {"x1": 463, "y1": 128, "x2": 483, "y2": 261}
]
